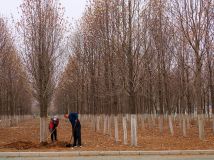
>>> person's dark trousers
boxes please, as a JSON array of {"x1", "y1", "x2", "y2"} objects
[
  {"x1": 51, "y1": 128, "x2": 57, "y2": 142},
  {"x1": 72, "y1": 126, "x2": 75, "y2": 145},
  {"x1": 73, "y1": 128, "x2": 81, "y2": 146}
]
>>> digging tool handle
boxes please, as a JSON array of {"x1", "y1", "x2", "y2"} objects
[{"x1": 47, "y1": 127, "x2": 57, "y2": 141}]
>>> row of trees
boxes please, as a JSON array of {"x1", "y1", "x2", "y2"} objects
[
  {"x1": 54, "y1": 0, "x2": 214, "y2": 144},
  {"x1": 0, "y1": 17, "x2": 32, "y2": 125},
  {"x1": 1, "y1": 0, "x2": 213, "y2": 145}
]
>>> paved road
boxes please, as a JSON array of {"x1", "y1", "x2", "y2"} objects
[{"x1": 1, "y1": 155, "x2": 214, "y2": 160}]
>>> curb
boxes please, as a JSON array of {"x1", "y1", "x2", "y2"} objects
[{"x1": 1, "y1": 150, "x2": 214, "y2": 157}]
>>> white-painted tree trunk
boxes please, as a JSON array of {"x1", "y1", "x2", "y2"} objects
[
  {"x1": 96, "y1": 115, "x2": 100, "y2": 131},
  {"x1": 40, "y1": 117, "x2": 47, "y2": 143},
  {"x1": 131, "y1": 114, "x2": 137, "y2": 146},
  {"x1": 15, "y1": 115, "x2": 18, "y2": 125},
  {"x1": 148, "y1": 115, "x2": 152, "y2": 128},
  {"x1": 179, "y1": 114, "x2": 182, "y2": 129},
  {"x1": 9, "y1": 116, "x2": 11, "y2": 126},
  {"x1": 198, "y1": 114, "x2": 205, "y2": 140},
  {"x1": 122, "y1": 115, "x2": 127, "y2": 145},
  {"x1": 114, "y1": 115, "x2": 119, "y2": 143},
  {"x1": 182, "y1": 114, "x2": 187, "y2": 137},
  {"x1": 107, "y1": 115, "x2": 111, "y2": 136},
  {"x1": 12, "y1": 116, "x2": 17, "y2": 126},
  {"x1": 103, "y1": 115, "x2": 107, "y2": 135},
  {"x1": 173, "y1": 113, "x2": 177, "y2": 121},
  {"x1": 92, "y1": 115, "x2": 96, "y2": 131},
  {"x1": 168, "y1": 115, "x2": 174, "y2": 136},
  {"x1": 126, "y1": 114, "x2": 129, "y2": 123},
  {"x1": 158, "y1": 115, "x2": 164, "y2": 134},
  {"x1": 151, "y1": 114, "x2": 156, "y2": 127},
  {"x1": 2, "y1": 116, "x2": 6, "y2": 127},
  {"x1": 187, "y1": 115, "x2": 190, "y2": 129}
]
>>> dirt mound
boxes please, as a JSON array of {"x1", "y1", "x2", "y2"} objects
[
  {"x1": 45, "y1": 141, "x2": 68, "y2": 148},
  {"x1": 3, "y1": 141, "x2": 36, "y2": 150},
  {"x1": 1, "y1": 141, "x2": 70, "y2": 150}
]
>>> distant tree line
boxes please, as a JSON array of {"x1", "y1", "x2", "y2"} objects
[{"x1": 0, "y1": 17, "x2": 32, "y2": 120}]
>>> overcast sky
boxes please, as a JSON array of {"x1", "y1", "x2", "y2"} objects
[{"x1": 0, "y1": 0, "x2": 88, "y2": 23}]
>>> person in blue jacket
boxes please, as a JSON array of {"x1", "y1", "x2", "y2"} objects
[{"x1": 64, "y1": 112, "x2": 81, "y2": 147}]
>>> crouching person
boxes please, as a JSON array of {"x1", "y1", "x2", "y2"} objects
[{"x1": 49, "y1": 116, "x2": 59, "y2": 142}]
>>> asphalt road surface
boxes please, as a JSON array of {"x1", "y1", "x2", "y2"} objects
[{"x1": 1, "y1": 155, "x2": 214, "y2": 160}]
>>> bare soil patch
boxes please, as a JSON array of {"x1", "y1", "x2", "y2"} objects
[
  {"x1": 0, "y1": 117, "x2": 214, "y2": 151},
  {"x1": 2, "y1": 141, "x2": 36, "y2": 150}
]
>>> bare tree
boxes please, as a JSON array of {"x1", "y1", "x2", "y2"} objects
[{"x1": 18, "y1": 0, "x2": 66, "y2": 144}]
